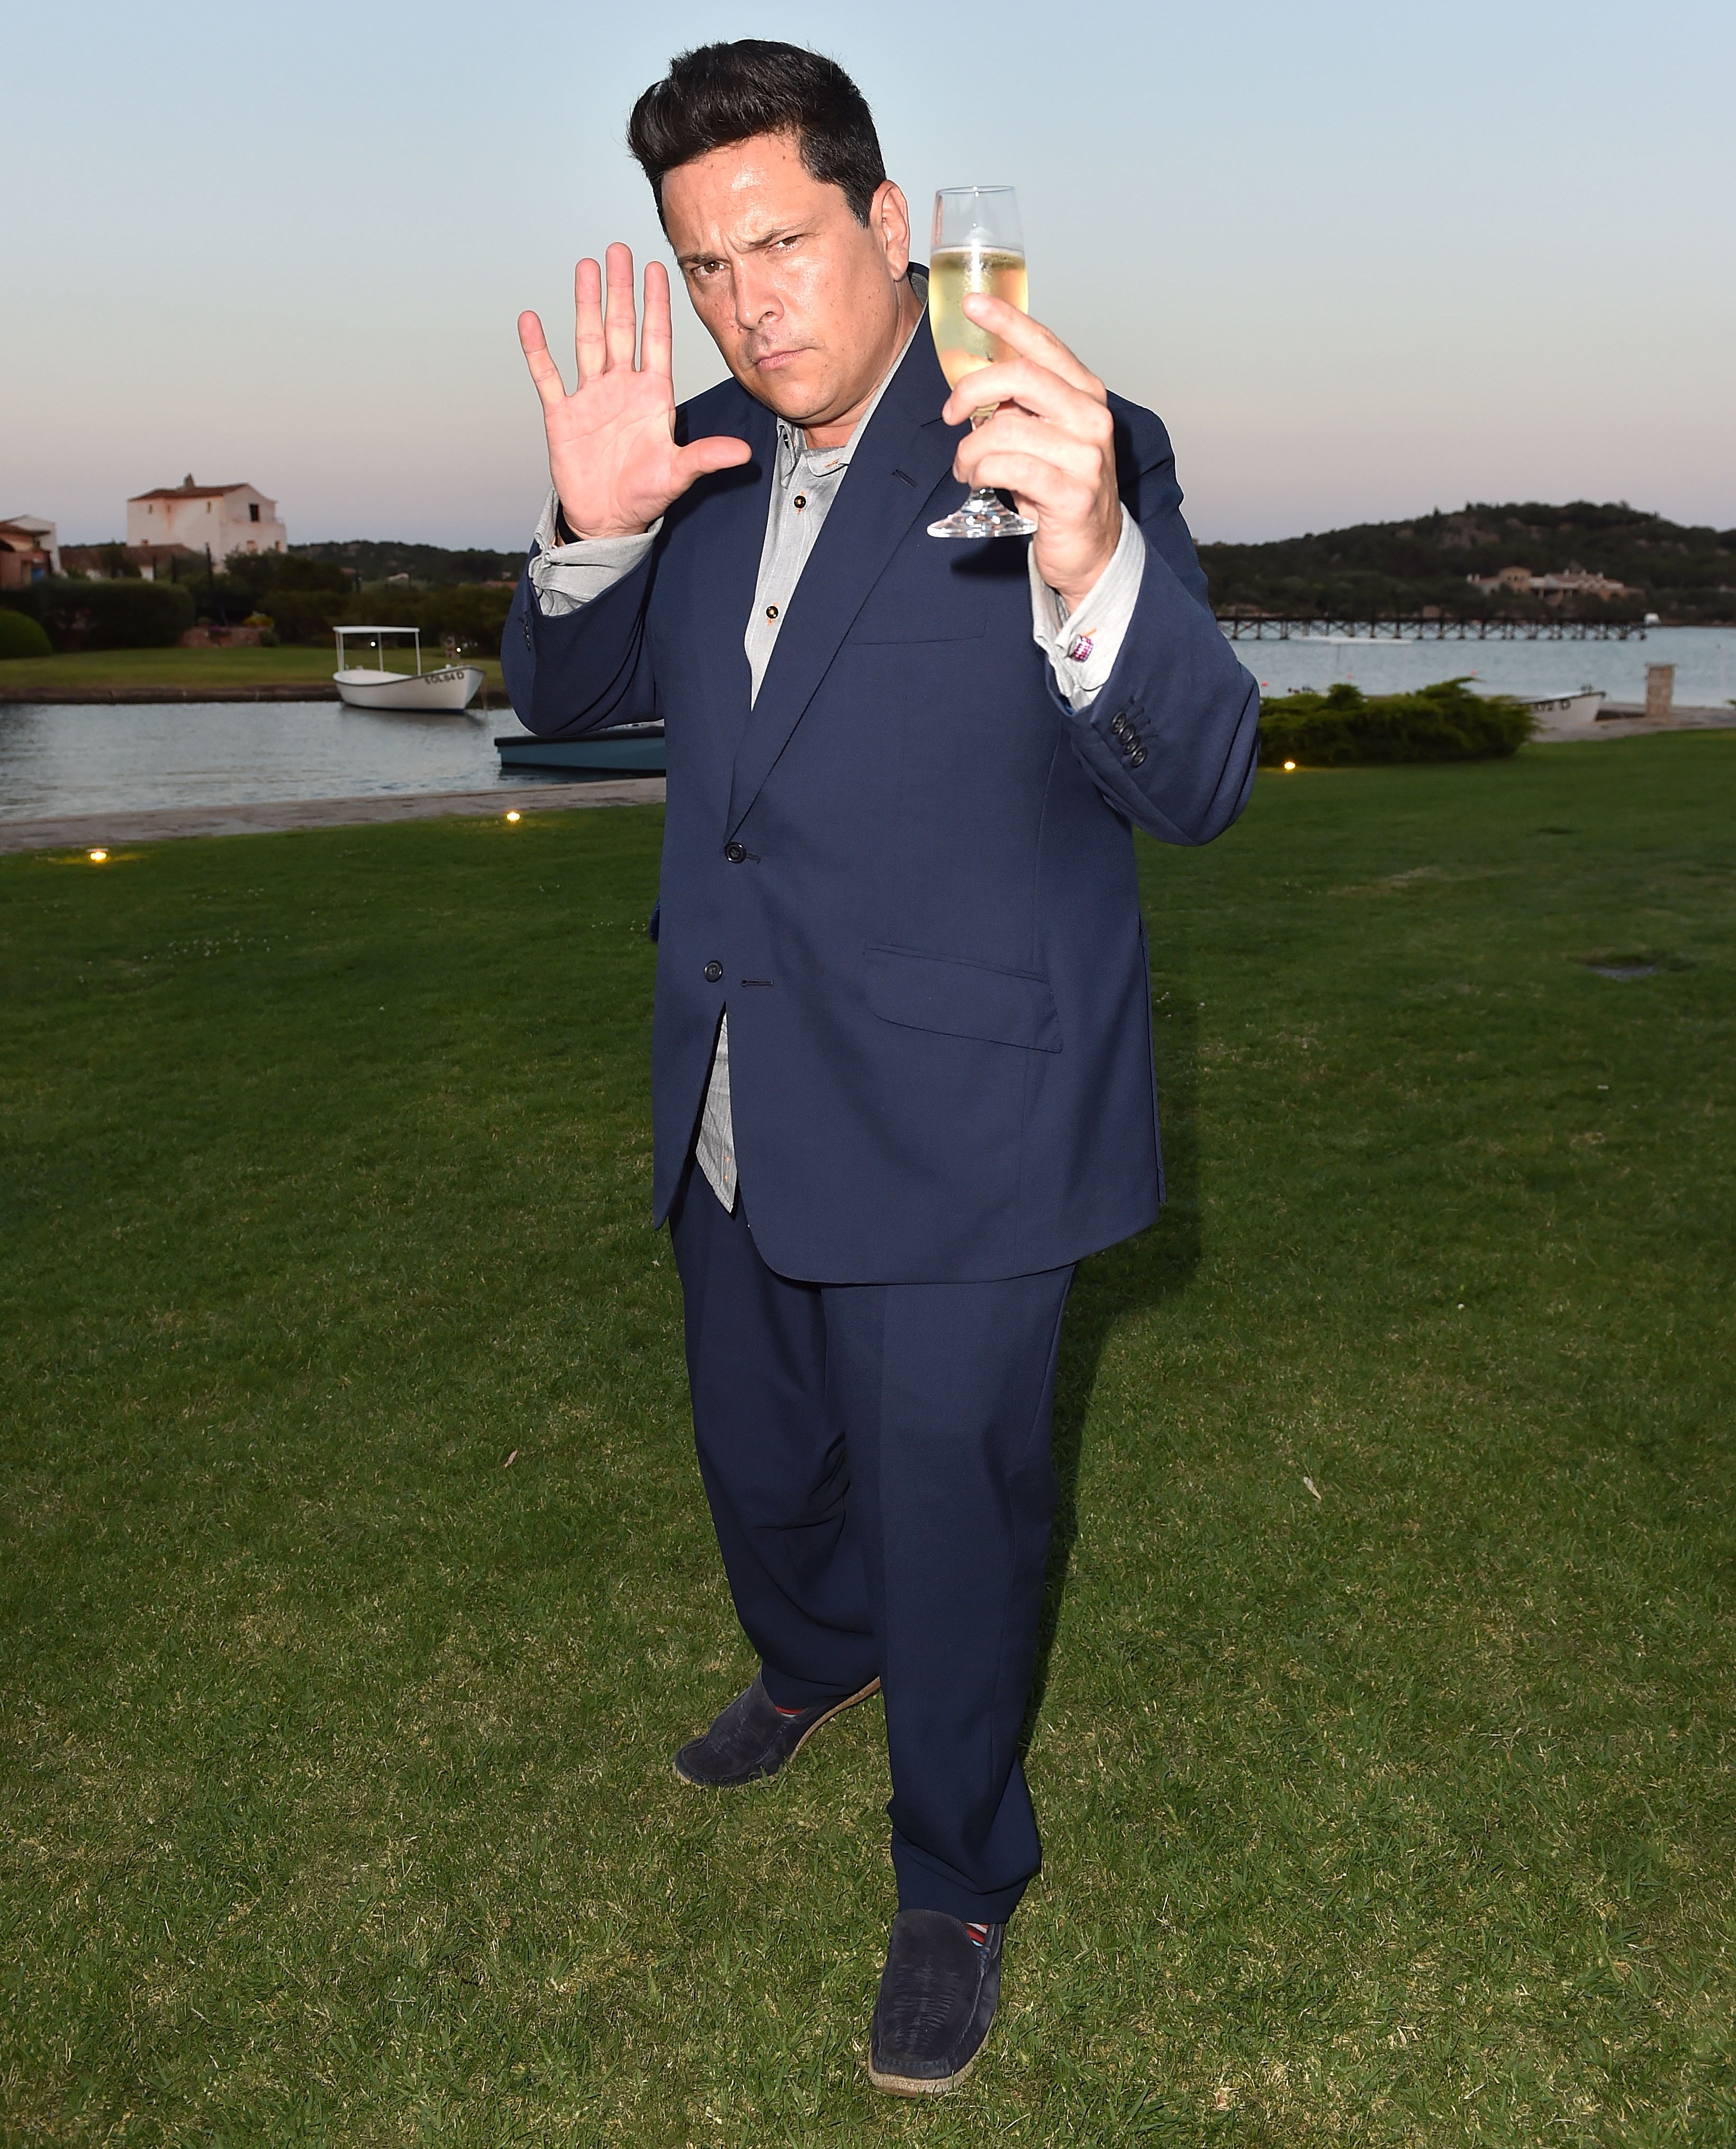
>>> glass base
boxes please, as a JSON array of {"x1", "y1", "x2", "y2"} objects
[{"x1": 928, "y1": 489, "x2": 1037, "y2": 541}]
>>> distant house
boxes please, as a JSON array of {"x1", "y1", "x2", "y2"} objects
[
  {"x1": 0, "y1": 512, "x2": 60, "y2": 587},
  {"x1": 126, "y1": 477, "x2": 286, "y2": 571},
  {"x1": 1466, "y1": 563, "x2": 1633, "y2": 604}
]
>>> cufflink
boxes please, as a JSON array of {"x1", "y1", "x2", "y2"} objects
[{"x1": 1066, "y1": 630, "x2": 1096, "y2": 664}]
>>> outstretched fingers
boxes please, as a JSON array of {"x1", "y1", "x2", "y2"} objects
[
  {"x1": 639, "y1": 261, "x2": 675, "y2": 380},
  {"x1": 673, "y1": 434, "x2": 754, "y2": 484},
  {"x1": 574, "y1": 257, "x2": 606, "y2": 382},
  {"x1": 604, "y1": 242, "x2": 638, "y2": 371},
  {"x1": 517, "y1": 311, "x2": 568, "y2": 409}
]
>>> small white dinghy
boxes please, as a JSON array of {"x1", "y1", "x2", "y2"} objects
[
  {"x1": 333, "y1": 625, "x2": 483, "y2": 712},
  {"x1": 1522, "y1": 688, "x2": 1605, "y2": 733}
]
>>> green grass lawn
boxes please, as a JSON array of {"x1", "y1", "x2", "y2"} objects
[
  {"x1": 2, "y1": 737, "x2": 1733, "y2": 2146},
  {"x1": 0, "y1": 646, "x2": 505, "y2": 693}
]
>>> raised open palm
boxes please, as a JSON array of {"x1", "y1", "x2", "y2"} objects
[{"x1": 518, "y1": 243, "x2": 751, "y2": 540}]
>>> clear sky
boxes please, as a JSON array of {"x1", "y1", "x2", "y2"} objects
[{"x1": 4, "y1": 0, "x2": 1731, "y2": 549}]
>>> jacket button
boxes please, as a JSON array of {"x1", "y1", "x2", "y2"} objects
[
  {"x1": 703, "y1": 960, "x2": 724, "y2": 983},
  {"x1": 1129, "y1": 745, "x2": 1147, "y2": 768},
  {"x1": 724, "y1": 841, "x2": 746, "y2": 864}
]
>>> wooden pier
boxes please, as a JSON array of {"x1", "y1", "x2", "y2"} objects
[{"x1": 1217, "y1": 617, "x2": 1651, "y2": 643}]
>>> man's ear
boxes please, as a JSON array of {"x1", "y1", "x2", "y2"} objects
[{"x1": 873, "y1": 179, "x2": 912, "y2": 280}]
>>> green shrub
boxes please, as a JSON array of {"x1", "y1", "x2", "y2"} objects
[
  {"x1": 417, "y1": 583, "x2": 513, "y2": 654},
  {"x1": 1258, "y1": 677, "x2": 1533, "y2": 766},
  {"x1": 0, "y1": 607, "x2": 53, "y2": 660},
  {"x1": 0, "y1": 576, "x2": 195, "y2": 651},
  {"x1": 260, "y1": 589, "x2": 349, "y2": 644}
]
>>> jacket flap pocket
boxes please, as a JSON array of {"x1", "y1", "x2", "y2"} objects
[{"x1": 865, "y1": 944, "x2": 1061, "y2": 1052}]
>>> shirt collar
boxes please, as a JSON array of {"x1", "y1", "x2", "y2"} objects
[{"x1": 775, "y1": 267, "x2": 929, "y2": 483}]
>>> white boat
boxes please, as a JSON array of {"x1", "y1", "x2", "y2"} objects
[
  {"x1": 1522, "y1": 688, "x2": 1605, "y2": 731},
  {"x1": 496, "y1": 721, "x2": 666, "y2": 775},
  {"x1": 333, "y1": 625, "x2": 483, "y2": 712}
]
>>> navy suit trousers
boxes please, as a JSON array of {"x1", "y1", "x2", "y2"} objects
[{"x1": 668, "y1": 1163, "x2": 1073, "y2": 1923}]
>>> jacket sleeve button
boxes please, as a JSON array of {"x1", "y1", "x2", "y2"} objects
[
  {"x1": 724, "y1": 842, "x2": 746, "y2": 864},
  {"x1": 703, "y1": 960, "x2": 724, "y2": 983},
  {"x1": 1129, "y1": 745, "x2": 1147, "y2": 768}
]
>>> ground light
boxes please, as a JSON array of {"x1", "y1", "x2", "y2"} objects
[
  {"x1": 88, "y1": 849, "x2": 107, "y2": 862},
  {"x1": 1282, "y1": 761, "x2": 1297, "y2": 772},
  {"x1": 505, "y1": 811, "x2": 521, "y2": 823}
]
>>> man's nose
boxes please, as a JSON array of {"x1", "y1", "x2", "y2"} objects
[{"x1": 731, "y1": 260, "x2": 781, "y2": 331}]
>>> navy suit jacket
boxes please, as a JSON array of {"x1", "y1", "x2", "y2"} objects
[{"x1": 503, "y1": 321, "x2": 1259, "y2": 1284}]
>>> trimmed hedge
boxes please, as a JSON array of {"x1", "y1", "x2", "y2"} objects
[
  {"x1": 0, "y1": 607, "x2": 53, "y2": 660},
  {"x1": 0, "y1": 577, "x2": 195, "y2": 651},
  {"x1": 1257, "y1": 678, "x2": 1533, "y2": 765}
]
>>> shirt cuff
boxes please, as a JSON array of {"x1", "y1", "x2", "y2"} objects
[
  {"x1": 1028, "y1": 503, "x2": 1146, "y2": 710},
  {"x1": 528, "y1": 490, "x2": 660, "y2": 618}
]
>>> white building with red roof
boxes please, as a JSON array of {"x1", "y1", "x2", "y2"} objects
[{"x1": 126, "y1": 476, "x2": 286, "y2": 569}]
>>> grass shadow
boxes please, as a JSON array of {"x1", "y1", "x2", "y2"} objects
[{"x1": 1023, "y1": 954, "x2": 1202, "y2": 1742}]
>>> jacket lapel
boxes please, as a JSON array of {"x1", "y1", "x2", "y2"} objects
[
  {"x1": 682, "y1": 392, "x2": 775, "y2": 744},
  {"x1": 724, "y1": 328, "x2": 966, "y2": 837}
]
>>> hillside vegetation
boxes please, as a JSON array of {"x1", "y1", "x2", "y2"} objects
[{"x1": 1200, "y1": 501, "x2": 1736, "y2": 625}]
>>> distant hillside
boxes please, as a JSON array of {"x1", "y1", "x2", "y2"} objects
[
  {"x1": 1198, "y1": 503, "x2": 1736, "y2": 625},
  {"x1": 288, "y1": 538, "x2": 520, "y2": 588}
]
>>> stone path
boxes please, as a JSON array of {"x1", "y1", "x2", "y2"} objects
[{"x1": 0, "y1": 779, "x2": 665, "y2": 856}]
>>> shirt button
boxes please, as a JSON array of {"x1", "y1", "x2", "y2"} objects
[
  {"x1": 765, "y1": 603, "x2": 779, "y2": 621},
  {"x1": 703, "y1": 960, "x2": 724, "y2": 983},
  {"x1": 793, "y1": 494, "x2": 806, "y2": 510},
  {"x1": 724, "y1": 842, "x2": 746, "y2": 864}
]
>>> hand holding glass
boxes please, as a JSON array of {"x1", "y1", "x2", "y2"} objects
[{"x1": 927, "y1": 187, "x2": 1038, "y2": 540}]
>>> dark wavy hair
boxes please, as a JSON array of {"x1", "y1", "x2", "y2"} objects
[{"x1": 628, "y1": 40, "x2": 886, "y2": 230}]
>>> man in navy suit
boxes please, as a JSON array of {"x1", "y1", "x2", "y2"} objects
[{"x1": 505, "y1": 40, "x2": 1259, "y2": 2095}]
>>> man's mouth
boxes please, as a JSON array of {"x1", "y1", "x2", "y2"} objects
[{"x1": 752, "y1": 347, "x2": 810, "y2": 372}]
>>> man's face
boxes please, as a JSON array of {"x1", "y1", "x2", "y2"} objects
[{"x1": 661, "y1": 131, "x2": 913, "y2": 435}]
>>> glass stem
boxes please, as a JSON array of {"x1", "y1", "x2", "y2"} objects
[{"x1": 968, "y1": 407, "x2": 998, "y2": 501}]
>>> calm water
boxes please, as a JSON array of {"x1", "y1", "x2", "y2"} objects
[
  {"x1": 0, "y1": 701, "x2": 544, "y2": 822},
  {"x1": 2, "y1": 626, "x2": 1731, "y2": 822},
  {"x1": 1224, "y1": 624, "x2": 1734, "y2": 706}
]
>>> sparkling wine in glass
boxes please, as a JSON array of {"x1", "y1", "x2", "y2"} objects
[{"x1": 927, "y1": 186, "x2": 1038, "y2": 540}]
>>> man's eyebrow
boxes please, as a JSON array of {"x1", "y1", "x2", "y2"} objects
[{"x1": 677, "y1": 225, "x2": 807, "y2": 267}]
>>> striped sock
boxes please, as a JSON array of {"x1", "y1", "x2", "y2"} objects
[{"x1": 964, "y1": 1922, "x2": 991, "y2": 1948}]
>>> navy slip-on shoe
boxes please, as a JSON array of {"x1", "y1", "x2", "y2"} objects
[
  {"x1": 672, "y1": 1671, "x2": 880, "y2": 1787},
  {"x1": 867, "y1": 1909, "x2": 1005, "y2": 2095}
]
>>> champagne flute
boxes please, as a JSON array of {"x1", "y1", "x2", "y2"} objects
[{"x1": 927, "y1": 186, "x2": 1038, "y2": 540}]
